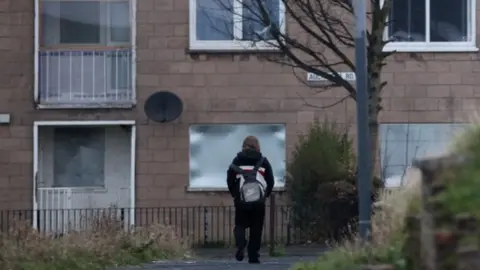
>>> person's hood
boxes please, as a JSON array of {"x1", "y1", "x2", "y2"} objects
[{"x1": 236, "y1": 149, "x2": 262, "y2": 161}]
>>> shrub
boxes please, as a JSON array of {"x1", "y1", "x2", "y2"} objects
[
  {"x1": 286, "y1": 119, "x2": 383, "y2": 243},
  {"x1": 293, "y1": 168, "x2": 422, "y2": 270},
  {"x1": 436, "y1": 123, "x2": 480, "y2": 218},
  {"x1": 0, "y1": 213, "x2": 190, "y2": 270}
]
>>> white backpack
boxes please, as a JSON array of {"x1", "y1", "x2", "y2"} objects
[{"x1": 230, "y1": 157, "x2": 266, "y2": 203}]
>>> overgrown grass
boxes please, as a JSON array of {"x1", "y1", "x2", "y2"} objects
[
  {"x1": 0, "y1": 213, "x2": 190, "y2": 270},
  {"x1": 192, "y1": 240, "x2": 231, "y2": 249},
  {"x1": 269, "y1": 243, "x2": 286, "y2": 257},
  {"x1": 293, "y1": 119, "x2": 480, "y2": 269},
  {"x1": 292, "y1": 239, "x2": 405, "y2": 270},
  {"x1": 436, "y1": 123, "x2": 480, "y2": 218},
  {"x1": 293, "y1": 168, "x2": 422, "y2": 270}
]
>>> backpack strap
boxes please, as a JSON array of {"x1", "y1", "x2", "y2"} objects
[
  {"x1": 253, "y1": 157, "x2": 265, "y2": 172},
  {"x1": 229, "y1": 164, "x2": 244, "y2": 174},
  {"x1": 230, "y1": 157, "x2": 265, "y2": 174}
]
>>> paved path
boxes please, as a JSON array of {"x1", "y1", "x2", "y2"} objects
[
  {"x1": 193, "y1": 245, "x2": 328, "y2": 258},
  {"x1": 112, "y1": 256, "x2": 317, "y2": 270}
]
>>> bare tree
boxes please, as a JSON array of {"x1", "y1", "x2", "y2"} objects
[{"x1": 210, "y1": 0, "x2": 395, "y2": 173}]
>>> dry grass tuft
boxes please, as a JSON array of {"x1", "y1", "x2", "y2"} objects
[
  {"x1": 327, "y1": 166, "x2": 423, "y2": 250},
  {"x1": 0, "y1": 212, "x2": 190, "y2": 270},
  {"x1": 370, "y1": 167, "x2": 422, "y2": 247}
]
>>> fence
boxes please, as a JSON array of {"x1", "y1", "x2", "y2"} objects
[{"x1": 0, "y1": 204, "x2": 308, "y2": 248}]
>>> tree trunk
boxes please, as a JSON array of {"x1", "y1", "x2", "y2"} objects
[
  {"x1": 368, "y1": 76, "x2": 382, "y2": 179},
  {"x1": 369, "y1": 115, "x2": 380, "y2": 178}
]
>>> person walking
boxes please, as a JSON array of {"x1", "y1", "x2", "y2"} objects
[{"x1": 226, "y1": 135, "x2": 275, "y2": 264}]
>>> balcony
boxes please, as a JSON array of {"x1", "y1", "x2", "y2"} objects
[
  {"x1": 37, "y1": 49, "x2": 133, "y2": 107},
  {"x1": 35, "y1": 0, "x2": 135, "y2": 108}
]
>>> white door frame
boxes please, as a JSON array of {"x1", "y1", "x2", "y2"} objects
[{"x1": 33, "y1": 120, "x2": 136, "y2": 229}]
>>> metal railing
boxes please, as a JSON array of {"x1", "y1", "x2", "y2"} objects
[
  {"x1": 0, "y1": 205, "x2": 309, "y2": 247},
  {"x1": 37, "y1": 49, "x2": 134, "y2": 107},
  {"x1": 37, "y1": 187, "x2": 72, "y2": 233}
]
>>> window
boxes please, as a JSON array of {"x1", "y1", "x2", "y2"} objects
[
  {"x1": 189, "y1": 0, "x2": 285, "y2": 51},
  {"x1": 37, "y1": 0, "x2": 134, "y2": 106},
  {"x1": 40, "y1": 0, "x2": 131, "y2": 47},
  {"x1": 53, "y1": 127, "x2": 105, "y2": 187},
  {"x1": 383, "y1": 0, "x2": 477, "y2": 52},
  {"x1": 188, "y1": 124, "x2": 286, "y2": 190},
  {"x1": 380, "y1": 124, "x2": 467, "y2": 188}
]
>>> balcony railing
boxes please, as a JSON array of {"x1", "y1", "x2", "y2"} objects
[{"x1": 37, "y1": 49, "x2": 134, "y2": 107}]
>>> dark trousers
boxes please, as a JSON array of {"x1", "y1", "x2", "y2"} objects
[{"x1": 234, "y1": 203, "x2": 265, "y2": 260}]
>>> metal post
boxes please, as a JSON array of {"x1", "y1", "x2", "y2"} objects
[
  {"x1": 353, "y1": 0, "x2": 372, "y2": 242},
  {"x1": 268, "y1": 193, "x2": 276, "y2": 256},
  {"x1": 204, "y1": 207, "x2": 209, "y2": 244}
]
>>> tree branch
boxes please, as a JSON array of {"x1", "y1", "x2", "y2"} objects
[
  {"x1": 298, "y1": 93, "x2": 350, "y2": 109},
  {"x1": 208, "y1": 0, "x2": 395, "y2": 105}
]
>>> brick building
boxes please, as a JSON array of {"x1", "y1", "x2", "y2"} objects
[{"x1": 0, "y1": 0, "x2": 478, "y2": 229}]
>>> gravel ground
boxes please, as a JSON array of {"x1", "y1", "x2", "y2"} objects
[{"x1": 111, "y1": 256, "x2": 317, "y2": 270}]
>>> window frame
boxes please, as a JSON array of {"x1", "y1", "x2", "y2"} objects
[
  {"x1": 382, "y1": 0, "x2": 478, "y2": 52},
  {"x1": 39, "y1": 0, "x2": 132, "y2": 49},
  {"x1": 105, "y1": 1, "x2": 132, "y2": 45},
  {"x1": 188, "y1": 0, "x2": 286, "y2": 51}
]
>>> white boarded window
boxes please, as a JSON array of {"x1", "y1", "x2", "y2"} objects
[
  {"x1": 380, "y1": 123, "x2": 467, "y2": 188},
  {"x1": 189, "y1": 124, "x2": 286, "y2": 189}
]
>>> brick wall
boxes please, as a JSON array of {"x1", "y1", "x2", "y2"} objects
[
  {"x1": 380, "y1": 53, "x2": 480, "y2": 123},
  {"x1": 0, "y1": 0, "x2": 479, "y2": 209},
  {"x1": 0, "y1": 0, "x2": 35, "y2": 209}
]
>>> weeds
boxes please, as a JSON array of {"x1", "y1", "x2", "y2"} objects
[
  {"x1": 0, "y1": 212, "x2": 190, "y2": 270},
  {"x1": 270, "y1": 244, "x2": 286, "y2": 257}
]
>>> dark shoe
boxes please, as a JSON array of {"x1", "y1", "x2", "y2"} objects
[
  {"x1": 235, "y1": 249, "x2": 245, "y2": 261},
  {"x1": 248, "y1": 258, "x2": 260, "y2": 264}
]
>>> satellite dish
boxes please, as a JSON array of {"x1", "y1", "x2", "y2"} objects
[{"x1": 144, "y1": 91, "x2": 183, "y2": 123}]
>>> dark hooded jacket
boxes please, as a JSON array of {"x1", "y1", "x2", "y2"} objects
[{"x1": 226, "y1": 149, "x2": 275, "y2": 202}]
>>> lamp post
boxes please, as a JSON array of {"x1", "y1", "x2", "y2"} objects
[{"x1": 353, "y1": 0, "x2": 372, "y2": 242}]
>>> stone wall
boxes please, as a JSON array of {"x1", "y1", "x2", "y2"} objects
[{"x1": 405, "y1": 155, "x2": 480, "y2": 270}]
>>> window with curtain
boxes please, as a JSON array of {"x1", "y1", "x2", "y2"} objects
[
  {"x1": 53, "y1": 127, "x2": 106, "y2": 188},
  {"x1": 190, "y1": 0, "x2": 284, "y2": 50},
  {"x1": 40, "y1": 0, "x2": 131, "y2": 47},
  {"x1": 386, "y1": 0, "x2": 474, "y2": 51}
]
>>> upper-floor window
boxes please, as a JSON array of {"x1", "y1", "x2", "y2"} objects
[
  {"x1": 383, "y1": 0, "x2": 477, "y2": 52},
  {"x1": 188, "y1": 0, "x2": 285, "y2": 51},
  {"x1": 36, "y1": 0, "x2": 135, "y2": 108},
  {"x1": 41, "y1": 0, "x2": 130, "y2": 47}
]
